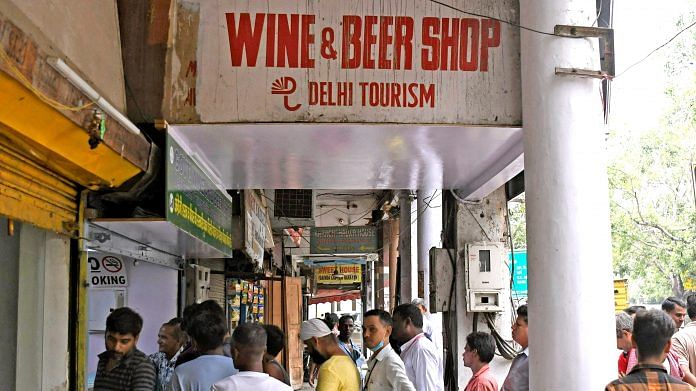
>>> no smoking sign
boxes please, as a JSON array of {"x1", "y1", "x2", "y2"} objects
[{"x1": 89, "y1": 254, "x2": 129, "y2": 288}]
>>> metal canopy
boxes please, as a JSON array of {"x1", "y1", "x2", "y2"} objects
[
  {"x1": 87, "y1": 219, "x2": 231, "y2": 264},
  {"x1": 170, "y1": 124, "x2": 523, "y2": 198}
]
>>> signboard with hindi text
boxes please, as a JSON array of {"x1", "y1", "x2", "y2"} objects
[
  {"x1": 310, "y1": 226, "x2": 378, "y2": 254},
  {"x1": 166, "y1": 132, "x2": 234, "y2": 256},
  {"x1": 315, "y1": 264, "x2": 362, "y2": 287},
  {"x1": 164, "y1": 0, "x2": 521, "y2": 125}
]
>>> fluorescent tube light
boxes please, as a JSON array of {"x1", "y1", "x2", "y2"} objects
[{"x1": 47, "y1": 57, "x2": 141, "y2": 136}]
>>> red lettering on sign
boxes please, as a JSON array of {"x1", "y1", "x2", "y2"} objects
[
  {"x1": 342, "y1": 15, "x2": 414, "y2": 70},
  {"x1": 226, "y1": 13, "x2": 265, "y2": 66},
  {"x1": 265, "y1": 14, "x2": 276, "y2": 67},
  {"x1": 186, "y1": 60, "x2": 197, "y2": 77},
  {"x1": 421, "y1": 17, "x2": 500, "y2": 71},
  {"x1": 480, "y1": 19, "x2": 501, "y2": 72},
  {"x1": 460, "y1": 19, "x2": 480, "y2": 71},
  {"x1": 309, "y1": 81, "x2": 353, "y2": 106},
  {"x1": 277, "y1": 14, "x2": 299, "y2": 67},
  {"x1": 359, "y1": 82, "x2": 435, "y2": 108},
  {"x1": 227, "y1": 13, "x2": 316, "y2": 68},
  {"x1": 301, "y1": 15, "x2": 316, "y2": 68},
  {"x1": 185, "y1": 87, "x2": 196, "y2": 106},
  {"x1": 342, "y1": 15, "x2": 362, "y2": 69},
  {"x1": 363, "y1": 16, "x2": 377, "y2": 69}
]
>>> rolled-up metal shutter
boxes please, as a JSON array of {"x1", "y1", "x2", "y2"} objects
[{"x1": 0, "y1": 139, "x2": 77, "y2": 234}]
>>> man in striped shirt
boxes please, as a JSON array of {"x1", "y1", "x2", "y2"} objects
[
  {"x1": 93, "y1": 307, "x2": 156, "y2": 390},
  {"x1": 605, "y1": 309, "x2": 693, "y2": 391}
]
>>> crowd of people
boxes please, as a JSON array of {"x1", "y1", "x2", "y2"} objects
[
  {"x1": 91, "y1": 293, "x2": 696, "y2": 391},
  {"x1": 610, "y1": 294, "x2": 696, "y2": 390},
  {"x1": 93, "y1": 300, "x2": 292, "y2": 391}
]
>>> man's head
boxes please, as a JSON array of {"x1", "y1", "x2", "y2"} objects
[
  {"x1": 511, "y1": 305, "x2": 528, "y2": 349},
  {"x1": 363, "y1": 309, "x2": 393, "y2": 352},
  {"x1": 338, "y1": 314, "x2": 355, "y2": 342},
  {"x1": 662, "y1": 297, "x2": 687, "y2": 328},
  {"x1": 263, "y1": 324, "x2": 286, "y2": 358},
  {"x1": 301, "y1": 318, "x2": 338, "y2": 365},
  {"x1": 158, "y1": 317, "x2": 185, "y2": 359},
  {"x1": 686, "y1": 293, "x2": 696, "y2": 321},
  {"x1": 324, "y1": 313, "x2": 339, "y2": 333},
  {"x1": 615, "y1": 312, "x2": 634, "y2": 352},
  {"x1": 232, "y1": 323, "x2": 267, "y2": 371},
  {"x1": 463, "y1": 332, "x2": 496, "y2": 369},
  {"x1": 633, "y1": 309, "x2": 676, "y2": 363},
  {"x1": 392, "y1": 304, "x2": 424, "y2": 344},
  {"x1": 624, "y1": 305, "x2": 646, "y2": 317},
  {"x1": 105, "y1": 307, "x2": 143, "y2": 359},
  {"x1": 411, "y1": 298, "x2": 429, "y2": 315},
  {"x1": 187, "y1": 311, "x2": 226, "y2": 353}
]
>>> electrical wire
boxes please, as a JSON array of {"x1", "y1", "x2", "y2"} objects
[
  {"x1": 427, "y1": 0, "x2": 577, "y2": 38},
  {"x1": 484, "y1": 312, "x2": 518, "y2": 359},
  {"x1": 591, "y1": 0, "x2": 603, "y2": 28},
  {"x1": 616, "y1": 19, "x2": 696, "y2": 78},
  {"x1": 0, "y1": 45, "x2": 94, "y2": 112},
  {"x1": 428, "y1": 0, "x2": 696, "y2": 81}
]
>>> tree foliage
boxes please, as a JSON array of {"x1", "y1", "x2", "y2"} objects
[{"x1": 608, "y1": 13, "x2": 696, "y2": 302}]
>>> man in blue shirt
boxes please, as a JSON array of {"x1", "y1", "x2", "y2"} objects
[
  {"x1": 338, "y1": 315, "x2": 366, "y2": 371},
  {"x1": 168, "y1": 307, "x2": 238, "y2": 390},
  {"x1": 149, "y1": 317, "x2": 185, "y2": 391}
]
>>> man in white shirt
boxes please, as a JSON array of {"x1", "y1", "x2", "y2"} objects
[
  {"x1": 212, "y1": 323, "x2": 292, "y2": 391},
  {"x1": 363, "y1": 309, "x2": 415, "y2": 391},
  {"x1": 392, "y1": 304, "x2": 444, "y2": 391},
  {"x1": 412, "y1": 298, "x2": 444, "y2": 368}
]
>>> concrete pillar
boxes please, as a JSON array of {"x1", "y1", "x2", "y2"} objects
[
  {"x1": 16, "y1": 224, "x2": 70, "y2": 390},
  {"x1": 388, "y1": 220, "x2": 398, "y2": 311},
  {"x1": 453, "y1": 189, "x2": 511, "y2": 389},
  {"x1": 398, "y1": 191, "x2": 414, "y2": 304},
  {"x1": 521, "y1": 0, "x2": 616, "y2": 389},
  {"x1": 416, "y1": 189, "x2": 442, "y2": 304}
]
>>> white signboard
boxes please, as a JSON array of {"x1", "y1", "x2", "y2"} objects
[
  {"x1": 164, "y1": 0, "x2": 521, "y2": 125},
  {"x1": 88, "y1": 254, "x2": 129, "y2": 288},
  {"x1": 244, "y1": 191, "x2": 273, "y2": 267}
]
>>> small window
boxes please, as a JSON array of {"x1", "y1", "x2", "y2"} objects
[{"x1": 479, "y1": 249, "x2": 491, "y2": 272}]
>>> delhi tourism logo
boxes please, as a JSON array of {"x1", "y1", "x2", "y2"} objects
[{"x1": 271, "y1": 77, "x2": 301, "y2": 111}]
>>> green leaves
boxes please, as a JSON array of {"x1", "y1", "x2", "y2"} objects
[{"x1": 608, "y1": 19, "x2": 696, "y2": 302}]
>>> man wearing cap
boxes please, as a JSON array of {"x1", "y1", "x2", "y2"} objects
[{"x1": 300, "y1": 318, "x2": 360, "y2": 391}]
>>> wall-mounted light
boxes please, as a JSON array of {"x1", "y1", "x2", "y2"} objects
[{"x1": 46, "y1": 57, "x2": 141, "y2": 136}]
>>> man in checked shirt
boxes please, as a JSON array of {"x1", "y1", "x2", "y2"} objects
[{"x1": 606, "y1": 309, "x2": 694, "y2": 391}]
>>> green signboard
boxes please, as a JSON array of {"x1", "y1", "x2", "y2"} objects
[
  {"x1": 166, "y1": 133, "x2": 233, "y2": 256},
  {"x1": 310, "y1": 226, "x2": 378, "y2": 254}
]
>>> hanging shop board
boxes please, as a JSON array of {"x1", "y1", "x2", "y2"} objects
[
  {"x1": 166, "y1": 132, "x2": 234, "y2": 256},
  {"x1": 244, "y1": 190, "x2": 274, "y2": 267},
  {"x1": 315, "y1": 264, "x2": 362, "y2": 288},
  {"x1": 89, "y1": 254, "x2": 129, "y2": 288},
  {"x1": 164, "y1": 0, "x2": 521, "y2": 125},
  {"x1": 310, "y1": 226, "x2": 378, "y2": 254}
]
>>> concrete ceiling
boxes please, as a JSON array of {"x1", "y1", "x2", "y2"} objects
[{"x1": 170, "y1": 123, "x2": 523, "y2": 198}]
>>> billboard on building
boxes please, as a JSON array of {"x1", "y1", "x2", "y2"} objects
[{"x1": 164, "y1": 0, "x2": 521, "y2": 125}]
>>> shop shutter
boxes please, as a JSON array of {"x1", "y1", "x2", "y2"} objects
[
  {"x1": 209, "y1": 273, "x2": 225, "y2": 309},
  {"x1": 0, "y1": 140, "x2": 77, "y2": 234}
]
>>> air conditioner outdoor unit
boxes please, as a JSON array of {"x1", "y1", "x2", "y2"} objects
[{"x1": 267, "y1": 189, "x2": 316, "y2": 229}]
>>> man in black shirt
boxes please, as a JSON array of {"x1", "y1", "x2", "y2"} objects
[{"x1": 94, "y1": 307, "x2": 156, "y2": 390}]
